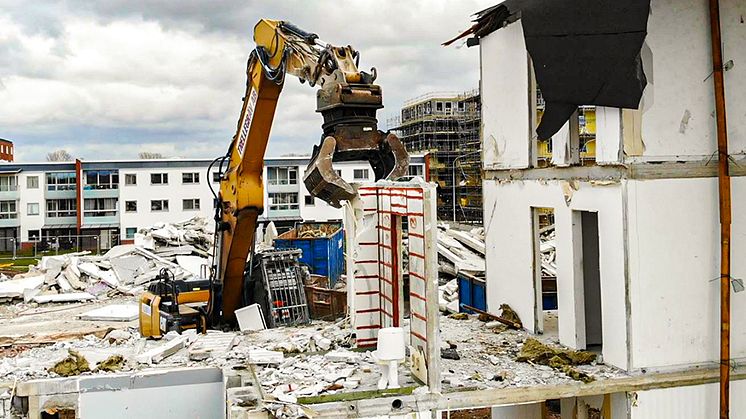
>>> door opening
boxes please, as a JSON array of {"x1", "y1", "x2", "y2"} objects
[
  {"x1": 532, "y1": 207, "x2": 557, "y2": 336},
  {"x1": 577, "y1": 211, "x2": 602, "y2": 351}
]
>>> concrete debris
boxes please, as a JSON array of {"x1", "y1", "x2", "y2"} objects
[
  {"x1": 135, "y1": 335, "x2": 188, "y2": 365},
  {"x1": 134, "y1": 215, "x2": 213, "y2": 256},
  {"x1": 0, "y1": 216, "x2": 214, "y2": 307},
  {"x1": 540, "y1": 225, "x2": 557, "y2": 277},
  {"x1": 437, "y1": 223, "x2": 485, "y2": 275},
  {"x1": 78, "y1": 304, "x2": 139, "y2": 322},
  {"x1": 438, "y1": 278, "x2": 459, "y2": 313}
]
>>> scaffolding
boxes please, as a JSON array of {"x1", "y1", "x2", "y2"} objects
[{"x1": 388, "y1": 89, "x2": 482, "y2": 223}]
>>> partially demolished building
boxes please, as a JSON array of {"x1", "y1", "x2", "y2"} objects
[{"x1": 473, "y1": 0, "x2": 746, "y2": 417}]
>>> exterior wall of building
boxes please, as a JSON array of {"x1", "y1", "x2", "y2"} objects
[
  {"x1": 483, "y1": 179, "x2": 628, "y2": 370},
  {"x1": 18, "y1": 171, "x2": 45, "y2": 242},
  {"x1": 629, "y1": 381, "x2": 746, "y2": 419},
  {"x1": 479, "y1": 0, "x2": 746, "y2": 379},
  {"x1": 119, "y1": 164, "x2": 214, "y2": 241},
  {"x1": 627, "y1": 177, "x2": 746, "y2": 369},
  {"x1": 0, "y1": 139, "x2": 14, "y2": 162}
]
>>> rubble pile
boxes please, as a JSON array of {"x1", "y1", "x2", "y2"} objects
[
  {"x1": 133, "y1": 215, "x2": 214, "y2": 257},
  {"x1": 0, "y1": 216, "x2": 214, "y2": 304},
  {"x1": 438, "y1": 315, "x2": 625, "y2": 389},
  {"x1": 439, "y1": 278, "x2": 460, "y2": 314},
  {"x1": 540, "y1": 225, "x2": 557, "y2": 277},
  {"x1": 437, "y1": 224, "x2": 485, "y2": 277}
]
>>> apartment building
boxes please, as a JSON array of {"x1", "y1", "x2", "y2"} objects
[
  {"x1": 0, "y1": 155, "x2": 425, "y2": 250},
  {"x1": 472, "y1": 0, "x2": 745, "y2": 417}
]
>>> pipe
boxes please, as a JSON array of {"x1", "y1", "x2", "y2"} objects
[{"x1": 708, "y1": 0, "x2": 730, "y2": 417}]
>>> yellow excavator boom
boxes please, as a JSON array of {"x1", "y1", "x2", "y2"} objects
[{"x1": 208, "y1": 19, "x2": 408, "y2": 324}]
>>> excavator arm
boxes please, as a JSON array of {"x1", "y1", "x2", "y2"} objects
[{"x1": 208, "y1": 19, "x2": 408, "y2": 323}]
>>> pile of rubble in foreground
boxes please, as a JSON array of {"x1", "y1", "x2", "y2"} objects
[{"x1": 0, "y1": 216, "x2": 213, "y2": 305}]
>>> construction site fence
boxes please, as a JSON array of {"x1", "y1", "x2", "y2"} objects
[{"x1": 0, "y1": 235, "x2": 115, "y2": 261}]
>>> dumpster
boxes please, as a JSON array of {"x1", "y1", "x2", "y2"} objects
[
  {"x1": 274, "y1": 222, "x2": 344, "y2": 287},
  {"x1": 458, "y1": 271, "x2": 486, "y2": 313}
]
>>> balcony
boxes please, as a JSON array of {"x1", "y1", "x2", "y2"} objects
[
  {"x1": 0, "y1": 213, "x2": 19, "y2": 228},
  {"x1": 0, "y1": 185, "x2": 19, "y2": 201}
]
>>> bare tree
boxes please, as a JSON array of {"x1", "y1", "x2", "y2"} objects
[
  {"x1": 138, "y1": 151, "x2": 164, "y2": 159},
  {"x1": 46, "y1": 150, "x2": 73, "y2": 161}
]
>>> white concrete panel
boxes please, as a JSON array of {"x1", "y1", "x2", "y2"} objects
[
  {"x1": 79, "y1": 382, "x2": 224, "y2": 419},
  {"x1": 627, "y1": 177, "x2": 746, "y2": 368},
  {"x1": 637, "y1": 0, "x2": 746, "y2": 158},
  {"x1": 595, "y1": 107, "x2": 622, "y2": 164},
  {"x1": 630, "y1": 381, "x2": 746, "y2": 419},
  {"x1": 480, "y1": 22, "x2": 531, "y2": 170},
  {"x1": 483, "y1": 180, "x2": 628, "y2": 369},
  {"x1": 491, "y1": 402, "x2": 542, "y2": 419}
]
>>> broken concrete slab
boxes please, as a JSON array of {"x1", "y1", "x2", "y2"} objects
[
  {"x1": 78, "y1": 304, "x2": 139, "y2": 322},
  {"x1": 135, "y1": 336, "x2": 187, "y2": 364},
  {"x1": 32, "y1": 292, "x2": 96, "y2": 304},
  {"x1": 0, "y1": 275, "x2": 45, "y2": 299}
]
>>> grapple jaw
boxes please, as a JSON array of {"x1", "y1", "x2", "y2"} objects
[
  {"x1": 304, "y1": 131, "x2": 409, "y2": 208},
  {"x1": 303, "y1": 82, "x2": 409, "y2": 208}
]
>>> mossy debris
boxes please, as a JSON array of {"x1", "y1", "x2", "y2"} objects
[
  {"x1": 516, "y1": 338, "x2": 596, "y2": 383},
  {"x1": 96, "y1": 355, "x2": 125, "y2": 372},
  {"x1": 49, "y1": 350, "x2": 90, "y2": 377}
]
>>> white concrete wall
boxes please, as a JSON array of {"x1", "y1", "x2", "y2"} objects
[
  {"x1": 480, "y1": 21, "x2": 531, "y2": 170},
  {"x1": 18, "y1": 172, "x2": 45, "y2": 241},
  {"x1": 634, "y1": 0, "x2": 746, "y2": 159},
  {"x1": 119, "y1": 166, "x2": 214, "y2": 240},
  {"x1": 491, "y1": 402, "x2": 542, "y2": 419},
  {"x1": 630, "y1": 381, "x2": 746, "y2": 418},
  {"x1": 627, "y1": 177, "x2": 746, "y2": 369},
  {"x1": 483, "y1": 179, "x2": 628, "y2": 369}
]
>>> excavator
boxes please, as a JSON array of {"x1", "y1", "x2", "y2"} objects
[{"x1": 139, "y1": 19, "x2": 409, "y2": 337}]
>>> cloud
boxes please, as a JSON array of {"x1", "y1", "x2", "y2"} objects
[{"x1": 0, "y1": 0, "x2": 491, "y2": 162}]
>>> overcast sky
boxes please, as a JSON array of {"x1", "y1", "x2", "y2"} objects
[{"x1": 0, "y1": 0, "x2": 491, "y2": 162}]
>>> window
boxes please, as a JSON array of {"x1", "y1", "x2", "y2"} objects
[
  {"x1": 0, "y1": 176, "x2": 18, "y2": 192},
  {"x1": 125, "y1": 201, "x2": 137, "y2": 212},
  {"x1": 267, "y1": 167, "x2": 298, "y2": 185},
  {"x1": 46, "y1": 199, "x2": 76, "y2": 217},
  {"x1": 0, "y1": 200, "x2": 17, "y2": 219},
  {"x1": 151, "y1": 173, "x2": 168, "y2": 185},
  {"x1": 84, "y1": 170, "x2": 119, "y2": 190},
  {"x1": 183, "y1": 199, "x2": 200, "y2": 210},
  {"x1": 46, "y1": 172, "x2": 76, "y2": 191},
  {"x1": 27, "y1": 176, "x2": 39, "y2": 189},
  {"x1": 28, "y1": 230, "x2": 40, "y2": 241},
  {"x1": 408, "y1": 165, "x2": 424, "y2": 177},
  {"x1": 335, "y1": 169, "x2": 342, "y2": 177},
  {"x1": 125, "y1": 227, "x2": 137, "y2": 239},
  {"x1": 268, "y1": 193, "x2": 299, "y2": 211},
  {"x1": 436, "y1": 101, "x2": 443, "y2": 112},
  {"x1": 182, "y1": 172, "x2": 200, "y2": 184},
  {"x1": 83, "y1": 198, "x2": 118, "y2": 217},
  {"x1": 125, "y1": 174, "x2": 137, "y2": 185},
  {"x1": 151, "y1": 200, "x2": 169, "y2": 212},
  {"x1": 27, "y1": 202, "x2": 39, "y2": 216},
  {"x1": 304, "y1": 195, "x2": 315, "y2": 206},
  {"x1": 212, "y1": 172, "x2": 222, "y2": 182},
  {"x1": 353, "y1": 169, "x2": 369, "y2": 180}
]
